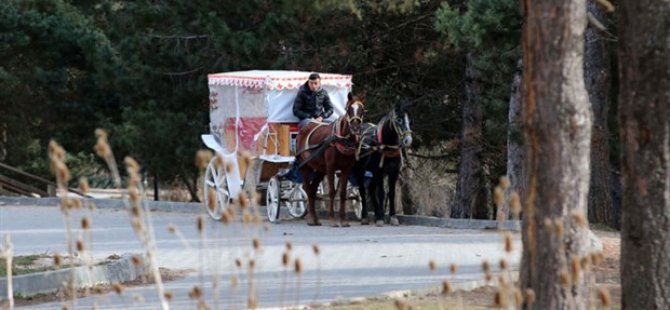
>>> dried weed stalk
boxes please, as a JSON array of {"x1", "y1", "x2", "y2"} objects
[{"x1": 93, "y1": 129, "x2": 169, "y2": 310}]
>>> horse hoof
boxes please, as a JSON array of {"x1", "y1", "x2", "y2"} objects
[
  {"x1": 341, "y1": 222, "x2": 350, "y2": 227},
  {"x1": 307, "y1": 218, "x2": 322, "y2": 226},
  {"x1": 390, "y1": 216, "x2": 399, "y2": 226},
  {"x1": 360, "y1": 218, "x2": 370, "y2": 225},
  {"x1": 375, "y1": 220, "x2": 384, "y2": 227}
]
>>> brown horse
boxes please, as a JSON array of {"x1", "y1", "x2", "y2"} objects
[{"x1": 296, "y1": 93, "x2": 365, "y2": 227}]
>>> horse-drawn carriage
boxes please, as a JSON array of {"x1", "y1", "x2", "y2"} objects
[{"x1": 201, "y1": 70, "x2": 364, "y2": 223}]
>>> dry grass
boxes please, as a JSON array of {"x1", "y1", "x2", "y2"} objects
[
  {"x1": 308, "y1": 229, "x2": 622, "y2": 310},
  {"x1": 402, "y1": 151, "x2": 457, "y2": 217}
]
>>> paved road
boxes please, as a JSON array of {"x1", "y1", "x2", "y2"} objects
[{"x1": 0, "y1": 205, "x2": 521, "y2": 309}]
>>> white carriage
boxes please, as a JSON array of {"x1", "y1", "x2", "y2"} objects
[{"x1": 201, "y1": 70, "x2": 363, "y2": 222}]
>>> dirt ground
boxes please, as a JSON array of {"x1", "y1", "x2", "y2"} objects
[{"x1": 310, "y1": 229, "x2": 621, "y2": 309}]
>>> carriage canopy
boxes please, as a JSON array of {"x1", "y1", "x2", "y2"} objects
[{"x1": 207, "y1": 70, "x2": 353, "y2": 154}]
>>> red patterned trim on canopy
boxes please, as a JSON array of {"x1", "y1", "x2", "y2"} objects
[{"x1": 208, "y1": 72, "x2": 352, "y2": 90}]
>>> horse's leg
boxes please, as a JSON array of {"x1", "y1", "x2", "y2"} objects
[
  {"x1": 302, "y1": 167, "x2": 321, "y2": 226},
  {"x1": 367, "y1": 155, "x2": 385, "y2": 226},
  {"x1": 353, "y1": 161, "x2": 369, "y2": 225},
  {"x1": 323, "y1": 150, "x2": 337, "y2": 224},
  {"x1": 387, "y1": 163, "x2": 400, "y2": 226},
  {"x1": 369, "y1": 173, "x2": 384, "y2": 226},
  {"x1": 326, "y1": 168, "x2": 339, "y2": 226},
  {"x1": 311, "y1": 172, "x2": 326, "y2": 225},
  {"x1": 337, "y1": 168, "x2": 352, "y2": 227}
]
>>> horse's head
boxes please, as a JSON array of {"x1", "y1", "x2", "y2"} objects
[
  {"x1": 393, "y1": 100, "x2": 413, "y2": 148},
  {"x1": 345, "y1": 92, "x2": 366, "y2": 136}
]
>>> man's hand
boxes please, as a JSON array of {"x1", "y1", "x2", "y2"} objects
[{"x1": 316, "y1": 116, "x2": 323, "y2": 122}]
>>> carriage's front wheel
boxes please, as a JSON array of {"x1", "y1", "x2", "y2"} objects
[
  {"x1": 348, "y1": 186, "x2": 363, "y2": 220},
  {"x1": 203, "y1": 157, "x2": 230, "y2": 220},
  {"x1": 266, "y1": 176, "x2": 281, "y2": 223},
  {"x1": 288, "y1": 185, "x2": 308, "y2": 218}
]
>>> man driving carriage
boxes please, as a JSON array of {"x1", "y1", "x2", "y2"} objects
[{"x1": 293, "y1": 73, "x2": 335, "y2": 128}]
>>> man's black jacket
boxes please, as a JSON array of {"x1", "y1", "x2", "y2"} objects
[{"x1": 292, "y1": 82, "x2": 334, "y2": 120}]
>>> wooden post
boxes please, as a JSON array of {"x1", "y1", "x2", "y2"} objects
[
  {"x1": 154, "y1": 173, "x2": 159, "y2": 201},
  {"x1": 278, "y1": 124, "x2": 290, "y2": 156},
  {"x1": 266, "y1": 124, "x2": 278, "y2": 155}
]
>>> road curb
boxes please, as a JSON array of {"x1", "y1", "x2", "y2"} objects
[
  {"x1": 0, "y1": 197, "x2": 521, "y2": 232},
  {"x1": 0, "y1": 254, "x2": 148, "y2": 299},
  {"x1": 0, "y1": 196, "x2": 202, "y2": 213},
  {"x1": 397, "y1": 215, "x2": 521, "y2": 231}
]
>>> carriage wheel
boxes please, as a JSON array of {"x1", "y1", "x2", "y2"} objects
[
  {"x1": 348, "y1": 185, "x2": 363, "y2": 220},
  {"x1": 288, "y1": 185, "x2": 308, "y2": 218},
  {"x1": 203, "y1": 157, "x2": 230, "y2": 220},
  {"x1": 315, "y1": 181, "x2": 327, "y2": 211},
  {"x1": 266, "y1": 176, "x2": 281, "y2": 223}
]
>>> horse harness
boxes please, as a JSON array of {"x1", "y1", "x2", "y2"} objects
[
  {"x1": 355, "y1": 110, "x2": 412, "y2": 168},
  {"x1": 297, "y1": 101, "x2": 364, "y2": 168}
]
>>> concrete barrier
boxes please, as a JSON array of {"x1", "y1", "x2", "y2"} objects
[{"x1": 0, "y1": 254, "x2": 148, "y2": 298}]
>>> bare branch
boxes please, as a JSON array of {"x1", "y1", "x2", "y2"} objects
[
  {"x1": 587, "y1": 12, "x2": 608, "y2": 32},
  {"x1": 595, "y1": 0, "x2": 615, "y2": 12},
  {"x1": 149, "y1": 34, "x2": 209, "y2": 40},
  {"x1": 162, "y1": 67, "x2": 203, "y2": 76}
]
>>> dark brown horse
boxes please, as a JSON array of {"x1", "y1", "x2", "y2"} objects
[
  {"x1": 353, "y1": 100, "x2": 412, "y2": 226},
  {"x1": 296, "y1": 93, "x2": 365, "y2": 226}
]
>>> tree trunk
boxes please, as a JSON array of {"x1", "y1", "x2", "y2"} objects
[
  {"x1": 520, "y1": 0, "x2": 592, "y2": 308},
  {"x1": 452, "y1": 53, "x2": 489, "y2": 219},
  {"x1": 585, "y1": 0, "x2": 613, "y2": 227},
  {"x1": 504, "y1": 59, "x2": 524, "y2": 219},
  {"x1": 400, "y1": 153, "x2": 418, "y2": 215},
  {"x1": 619, "y1": 0, "x2": 670, "y2": 308},
  {"x1": 179, "y1": 172, "x2": 200, "y2": 203},
  {"x1": 0, "y1": 123, "x2": 6, "y2": 162}
]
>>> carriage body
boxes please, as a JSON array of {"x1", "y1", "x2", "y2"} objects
[
  {"x1": 201, "y1": 70, "x2": 361, "y2": 221},
  {"x1": 206, "y1": 70, "x2": 352, "y2": 157}
]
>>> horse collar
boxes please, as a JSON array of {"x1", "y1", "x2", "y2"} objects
[
  {"x1": 303, "y1": 123, "x2": 326, "y2": 151},
  {"x1": 335, "y1": 117, "x2": 350, "y2": 139},
  {"x1": 376, "y1": 113, "x2": 402, "y2": 158}
]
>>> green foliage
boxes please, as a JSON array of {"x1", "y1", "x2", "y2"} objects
[
  {"x1": 435, "y1": 0, "x2": 522, "y2": 176},
  {"x1": 0, "y1": 0, "x2": 121, "y2": 177},
  {"x1": 0, "y1": 254, "x2": 55, "y2": 277},
  {"x1": 1, "y1": 0, "x2": 523, "y2": 198},
  {"x1": 436, "y1": 0, "x2": 520, "y2": 50}
]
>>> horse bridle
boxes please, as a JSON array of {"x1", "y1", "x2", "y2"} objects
[
  {"x1": 389, "y1": 109, "x2": 412, "y2": 144},
  {"x1": 354, "y1": 108, "x2": 411, "y2": 162},
  {"x1": 346, "y1": 101, "x2": 365, "y2": 125}
]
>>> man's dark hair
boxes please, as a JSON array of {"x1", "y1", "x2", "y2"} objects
[{"x1": 308, "y1": 73, "x2": 321, "y2": 80}]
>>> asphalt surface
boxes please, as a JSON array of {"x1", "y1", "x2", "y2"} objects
[{"x1": 0, "y1": 204, "x2": 521, "y2": 309}]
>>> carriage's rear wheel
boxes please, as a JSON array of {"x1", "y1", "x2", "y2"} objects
[
  {"x1": 266, "y1": 176, "x2": 281, "y2": 223},
  {"x1": 288, "y1": 185, "x2": 308, "y2": 218},
  {"x1": 203, "y1": 157, "x2": 230, "y2": 220}
]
